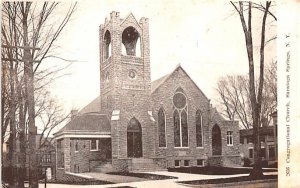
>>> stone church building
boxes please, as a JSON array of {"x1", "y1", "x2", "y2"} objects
[{"x1": 54, "y1": 12, "x2": 240, "y2": 177}]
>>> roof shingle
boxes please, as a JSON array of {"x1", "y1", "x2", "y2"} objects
[{"x1": 56, "y1": 113, "x2": 110, "y2": 134}]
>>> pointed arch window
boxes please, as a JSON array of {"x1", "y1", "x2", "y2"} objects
[
  {"x1": 196, "y1": 110, "x2": 203, "y2": 147},
  {"x1": 174, "y1": 110, "x2": 181, "y2": 147},
  {"x1": 173, "y1": 88, "x2": 188, "y2": 147},
  {"x1": 104, "y1": 30, "x2": 111, "y2": 59},
  {"x1": 158, "y1": 108, "x2": 166, "y2": 147},
  {"x1": 122, "y1": 26, "x2": 141, "y2": 56},
  {"x1": 181, "y1": 110, "x2": 188, "y2": 147}
]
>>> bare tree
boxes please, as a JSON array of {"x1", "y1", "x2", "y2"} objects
[
  {"x1": 217, "y1": 75, "x2": 252, "y2": 129},
  {"x1": 260, "y1": 60, "x2": 277, "y2": 126},
  {"x1": 230, "y1": 1, "x2": 274, "y2": 179},
  {"x1": 1, "y1": 2, "x2": 76, "y2": 187},
  {"x1": 217, "y1": 60, "x2": 277, "y2": 130},
  {"x1": 35, "y1": 89, "x2": 70, "y2": 149}
]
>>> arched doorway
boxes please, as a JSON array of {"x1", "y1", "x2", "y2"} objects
[
  {"x1": 212, "y1": 124, "x2": 222, "y2": 155},
  {"x1": 127, "y1": 118, "x2": 143, "y2": 158}
]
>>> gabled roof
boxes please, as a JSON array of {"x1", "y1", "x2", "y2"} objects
[
  {"x1": 151, "y1": 64, "x2": 209, "y2": 100},
  {"x1": 210, "y1": 107, "x2": 225, "y2": 121},
  {"x1": 120, "y1": 12, "x2": 142, "y2": 30},
  {"x1": 54, "y1": 113, "x2": 110, "y2": 135},
  {"x1": 151, "y1": 74, "x2": 170, "y2": 93},
  {"x1": 79, "y1": 95, "x2": 101, "y2": 114}
]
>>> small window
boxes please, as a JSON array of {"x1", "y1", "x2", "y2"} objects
[
  {"x1": 57, "y1": 139, "x2": 62, "y2": 149},
  {"x1": 46, "y1": 154, "x2": 51, "y2": 163},
  {"x1": 197, "y1": 159, "x2": 204, "y2": 166},
  {"x1": 269, "y1": 145, "x2": 275, "y2": 159},
  {"x1": 249, "y1": 148, "x2": 253, "y2": 158},
  {"x1": 247, "y1": 137, "x2": 253, "y2": 144},
  {"x1": 259, "y1": 136, "x2": 265, "y2": 143},
  {"x1": 41, "y1": 155, "x2": 46, "y2": 163},
  {"x1": 227, "y1": 131, "x2": 233, "y2": 146},
  {"x1": 175, "y1": 160, "x2": 181, "y2": 167},
  {"x1": 240, "y1": 136, "x2": 244, "y2": 144},
  {"x1": 75, "y1": 140, "x2": 79, "y2": 152},
  {"x1": 90, "y1": 139, "x2": 98, "y2": 151},
  {"x1": 267, "y1": 135, "x2": 274, "y2": 142},
  {"x1": 60, "y1": 153, "x2": 64, "y2": 168},
  {"x1": 184, "y1": 160, "x2": 190, "y2": 167},
  {"x1": 74, "y1": 164, "x2": 79, "y2": 173}
]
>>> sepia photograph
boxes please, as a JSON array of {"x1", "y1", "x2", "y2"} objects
[{"x1": 1, "y1": 0, "x2": 299, "y2": 187}]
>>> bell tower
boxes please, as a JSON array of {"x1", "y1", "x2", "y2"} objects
[{"x1": 99, "y1": 12, "x2": 155, "y2": 170}]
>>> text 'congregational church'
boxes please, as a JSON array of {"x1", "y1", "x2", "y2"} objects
[{"x1": 54, "y1": 12, "x2": 241, "y2": 178}]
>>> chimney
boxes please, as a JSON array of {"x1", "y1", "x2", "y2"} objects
[{"x1": 71, "y1": 110, "x2": 78, "y2": 120}]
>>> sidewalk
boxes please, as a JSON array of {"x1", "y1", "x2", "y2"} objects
[
  {"x1": 39, "y1": 171, "x2": 278, "y2": 188},
  {"x1": 81, "y1": 172, "x2": 147, "y2": 183}
]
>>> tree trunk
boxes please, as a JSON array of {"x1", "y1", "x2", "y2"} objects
[
  {"x1": 230, "y1": 1, "x2": 271, "y2": 179},
  {"x1": 24, "y1": 52, "x2": 38, "y2": 188},
  {"x1": 249, "y1": 1, "x2": 271, "y2": 179},
  {"x1": 18, "y1": 98, "x2": 26, "y2": 188},
  {"x1": 8, "y1": 61, "x2": 18, "y2": 188},
  {"x1": 22, "y1": 4, "x2": 39, "y2": 187},
  {"x1": 249, "y1": 110, "x2": 263, "y2": 179}
]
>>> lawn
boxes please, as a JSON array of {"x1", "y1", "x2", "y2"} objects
[
  {"x1": 178, "y1": 175, "x2": 277, "y2": 185},
  {"x1": 107, "y1": 172, "x2": 178, "y2": 180},
  {"x1": 168, "y1": 166, "x2": 277, "y2": 175},
  {"x1": 41, "y1": 173, "x2": 113, "y2": 185}
]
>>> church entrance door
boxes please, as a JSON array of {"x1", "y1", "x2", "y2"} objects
[
  {"x1": 127, "y1": 118, "x2": 143, "y2": 158},
  {"x1": 212, "y1": 124, "x2": 222, "y2": 155}
]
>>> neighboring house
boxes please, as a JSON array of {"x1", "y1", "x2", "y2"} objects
[
  {"x1": 53, "y1": 12, "x2": 241, "y2": 179},
  {"x1": 239, "y1": 111, "x2": 277, "y2": 165},
  {"x1": 2, "y1": 134, "x2": 56, "y2": 180},
  {"x1": 37, "y1": 135, "x2": 56, "y2": 180}
]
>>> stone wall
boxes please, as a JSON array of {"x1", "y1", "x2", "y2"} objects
[
  {"x1": 56, "y1": 137, "x2": 111, "y2": 175},
  {"x1": 151, "y1": 67, "x2": 241, "y2": 167},
  {"x1": 151, "y1": 67, "x2": 211, "y2": 168},
  {"x1": 207, "y1": 155, "x2": 241, "y2": 167},
  {"x1": 99, "y1": 12, "x2": 154, "y2": 170},
  {"x1": 70, "y1": 138, "x2": 111, "y2": 173},
  {"x1": 112, "y1": 157, "x2": 130, "y2": 172}
]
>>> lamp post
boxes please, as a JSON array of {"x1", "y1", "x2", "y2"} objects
[{"x1": 44, "y1": 167, "x2": 47, "y2": 188}]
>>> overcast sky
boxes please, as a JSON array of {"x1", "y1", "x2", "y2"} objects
[{"x1": 43, "y1": 0, "x2": 276, "y2": 116}]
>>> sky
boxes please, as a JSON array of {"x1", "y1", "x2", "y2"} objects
[{"x1": 42, "y1": 0, "x2": 276, "y2": 117}]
